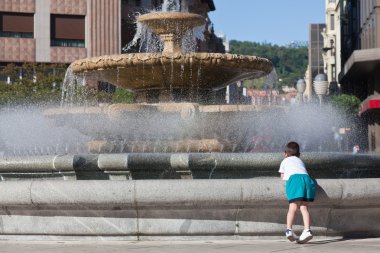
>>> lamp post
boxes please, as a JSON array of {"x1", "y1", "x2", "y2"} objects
[
  {"x1": 322, "y1": 38, "x2": 338, "y2": 95},
  {"x1": 313, "y1": 73, "x2": 329, "y2": 106},
  {"x1": 296, "y1": 79, "x2": 306, "y2": 104}
]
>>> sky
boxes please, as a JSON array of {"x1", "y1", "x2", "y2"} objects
[{"x1": 209, "y1": 0, "x2": 326, "y2": 46}]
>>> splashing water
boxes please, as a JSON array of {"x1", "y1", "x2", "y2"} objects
[
  {"x1": 0, "y1": 107, "x2": 89, "y2": 156},
  {"x1": 123, "y1": 22, "x2": 163, "y2": 53},
  {"x1": 264, "y1": 68, "x2": 278, "y2": 90},
  {"x1": 162, "y1": 0, "x2": 181, "y2": 12},
  {"x1": 182, "y1": 25, "x2": 206, "y2": 52},
  {"x1": 61, "y1": 66, "x2": 89, "y2": 107},
  {"x1": 122, "y1": 0, "x2": 204, "y2": 53},
  {"x1": 124, "y1": 23, "x2": 205, "y2": 54}
]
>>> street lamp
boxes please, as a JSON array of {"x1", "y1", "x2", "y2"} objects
[
  {"x1": 322, "y1": 39, "x2": 339, "y2": 95},
  {"x1": 313, "y1": 73, "x2": 329, "y2": 106},
  {"x1": 296, "y1": 79, "x2": 306, "y2": 104}
]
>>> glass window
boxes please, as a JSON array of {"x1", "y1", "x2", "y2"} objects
[
  {"x1": 330, "y1": 14, "x2": 335, "y2": 30},
  {"x1": 332, "y1": 65, "x2": 336, "y2": 80},
  {"x1": 51, "y1": 15, "x2": 85, "y2": 47}
]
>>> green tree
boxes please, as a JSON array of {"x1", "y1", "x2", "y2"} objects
[
  {"x1": 330, "y1": 94, "x2": 361, "y2": 115},
  {"x1": 229, "y1": 40, "x2": 308, "y2": 89}
]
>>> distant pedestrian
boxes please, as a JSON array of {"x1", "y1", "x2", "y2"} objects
[
  {"x1": 352, "y1": 144, "x2": 360, "y2": 154},
  {"x1": 279, "y1": 142, "x2": 316, "y2": 244}
]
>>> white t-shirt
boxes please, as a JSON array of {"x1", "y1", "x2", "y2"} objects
[{"x1": 278, "y1": 156, "x2": 308, "y2": 181}]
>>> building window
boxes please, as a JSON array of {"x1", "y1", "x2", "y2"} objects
[
  {"x1": 330, "y1": 14, "x2": 335, "y2": 31},
  {"x1": 332, "y1": 64, "x2": 336, "y2": 80},
  {"x1": 51, "y1": 15, "x2": 85, "y2": 47},
  {"x1": 0, "y1": 12, "x2": 33, "y2": 38},
  {"x1": 373, "y1": 18, "x2": 376, "y2": 48}
]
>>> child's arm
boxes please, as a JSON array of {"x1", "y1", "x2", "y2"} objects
[{"x1": 279, "y1": 160, "x2": 285, "y2": 180}]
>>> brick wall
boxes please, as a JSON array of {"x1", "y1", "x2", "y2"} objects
[
  {"x1": 0, "y1": 0, "x2": 35, "y2": 13},
  {"x1": 51, "y1": 0, "x2": 86, "y2": 15},
  {"x1": 0, "y1": 38, "x2": 35, "y2": 62},
  {"x1": 51, "y1": 47, "x2": 87, "y2": 63}
]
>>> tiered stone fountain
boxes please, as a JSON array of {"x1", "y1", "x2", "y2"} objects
[{"x1": 44, "y1": 9, "x2": 274, "y2": 154}]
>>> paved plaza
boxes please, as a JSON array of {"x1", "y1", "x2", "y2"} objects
[{"x1": 0, "y1": 238, "x2": 379, "y2": 253}]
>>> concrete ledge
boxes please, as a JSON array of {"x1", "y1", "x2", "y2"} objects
[{"x1": 0, "y1": 179, "x2": 379, "y2": 238}]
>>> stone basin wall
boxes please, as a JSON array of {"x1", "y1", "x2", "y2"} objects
[{"x1": 0, "y1": 179, "x2": 379, "y2": 239}]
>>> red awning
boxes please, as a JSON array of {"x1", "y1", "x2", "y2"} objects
[{"x1": 359, "y1": 96, "x2": 380, "y2": 115}]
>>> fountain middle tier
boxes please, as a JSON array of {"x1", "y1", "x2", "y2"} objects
[
  {"x1": 71, "y1": 53, "x2": 273, "y2": 102},
  {"x1": 45, "y1": 103, "x2": 282, "y2": 154}
]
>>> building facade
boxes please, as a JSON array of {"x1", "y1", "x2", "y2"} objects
[
  {"x1": 322, "y1": 0, "x2": 341, "y2": 95},
  {"x1": 338, "y1": 0, "x2": 380, "y2": 152},
  {"x1": 0, "y1": 0, "x2": 219, "y2": 68},
  {"x1": 0, "y1": 0, "x2": 117, "y2": 65},
  {"x1": 305, "y1": 24, "x2": 326, "y2": 101}
]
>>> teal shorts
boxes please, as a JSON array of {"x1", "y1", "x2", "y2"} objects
[{"x1": 286, "y1": 174, "x2": 316, "y2": 203}]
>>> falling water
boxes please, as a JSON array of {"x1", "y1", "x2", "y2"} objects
[
  {"x1": 196, "y1": 62, "x2": 202, "y2": 101},
  {"x1": 170, "y1": 56, "x2": 174, "y2": 98},
  {"x1": 126, "y1": 23, "x2": 204, "y2": 54},
  {"x1": 60, "y1": 67, "x2": 75, "y2": 107},
  {"x1": 263, "y1": 68, "x2": 278, "y2": 106},
  {"x1": 264, "y1": 68, "x2": 278, "y2": 90},
  {"x1": 60, "y1": 66, "x2": 89, "y2": 107},
  {"x1": 162, "y1": 0, "x2": 181, "y2": 12},
  {"x1": 123, "y1": 22, "x2": 163, "y2": 53},
  {"x1": 182, "y1": 25, "x2": 206, "y2": 52},
  {"x1": 122, "y1": 0, "x2": 204, "y2": 54},
  {"x1": 189, "y1": 59, "x2": 193, "y2": 101},
  {"x1": 116, "y1": 67, "x2": 120, "y2": 85}
]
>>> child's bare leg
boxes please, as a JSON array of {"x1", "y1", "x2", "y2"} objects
[
  {"x1": 287, "y1": 202, "x2": 298, "y2": 229},
  {"x1": 300, "y1": 201, "x2": 310, "y2": 229}
]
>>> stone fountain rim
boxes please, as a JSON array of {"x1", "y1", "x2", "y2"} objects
[
  {"x1": 137, "y1": 12, "x2": 206, "y2": 23},
  {"x1": 70, "y1": 52, "x2": 273, "y2": 74}
]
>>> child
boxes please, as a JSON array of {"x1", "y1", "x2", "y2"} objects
[{"x1": 279, "y1": 141, "x2": 316, "y2": 244}]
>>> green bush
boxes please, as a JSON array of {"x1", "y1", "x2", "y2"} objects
[
  {"x1": 0, "y1": 63, "x2": 65, "y2": 106},
  {"x1": 0, "y1": 63, "x2": 136, "y2": 106},
  {"x1": 112, "y1": 88, "x2": 135, "y2": 103},
  {"x1": 330, "y1": 94, "x2": 361, "y2": 115}
]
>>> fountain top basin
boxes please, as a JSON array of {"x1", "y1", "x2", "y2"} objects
[{"x1": 137, "y1": 12, "x2": 206, "y2": 34}]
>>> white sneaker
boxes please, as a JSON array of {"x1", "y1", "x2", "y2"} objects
[
  {"x1": 285, "y1": 229, "x2": 296, "y2": 242},
  {"x1": 298, "y1": 229, "x2": 313, "y2": 244}
]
